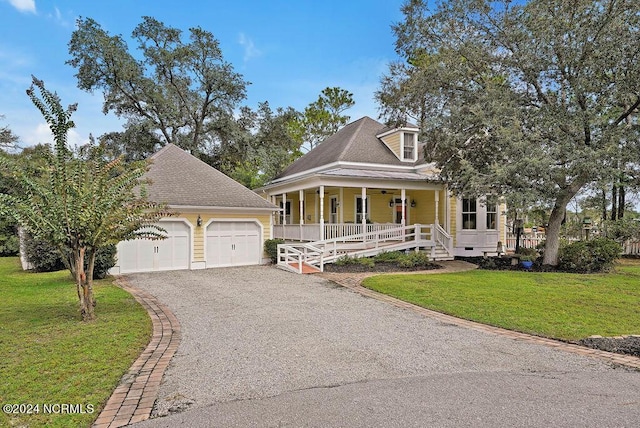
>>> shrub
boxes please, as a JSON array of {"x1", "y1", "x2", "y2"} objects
[
  {"x1": 335, "y1": 255, "x2": 374, "y2": 267},
  {"x1": 22, "y1": 233, "x2": 66, "y2": 272},
  {"x1": 557, "y1": 238, "x2": 622, "y2": 273},
  {"x1": 264, "y1": 238, "x2": 285, "y2": 263},
  {"x1": 0, "y1": 219, "x2": 19, "y2": 256},
  {"x1": 373, "y1": 251, "x2": 404, "y2": 262},
  {"x1": 92, "y1": 244, "x2": 117, "y2": 279},
  {"x1": 397, "y1": 251, "x2": 431, "y2": 268}
]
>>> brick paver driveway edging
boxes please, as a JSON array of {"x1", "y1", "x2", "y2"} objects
[
  {"x1": 320, "y1": 264, "x2": 640, "y2": 371},
  {"x1": 92, "y1": 277, "x2": 181, "y2": 428}
]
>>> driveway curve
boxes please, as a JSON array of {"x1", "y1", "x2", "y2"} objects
[{"x1": 128, "y1": 266, "x2": 640, "y2": 427}]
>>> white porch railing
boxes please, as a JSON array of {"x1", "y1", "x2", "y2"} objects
[
  {"x1": 274, "y1": 223, "x2": 407, "y2": 242},
  {"x1": 433, "y1": 223, "x2": 453, "y2": 255},
  {"x1": 277, "y1": 224, "x2": 453, "y2": 274}
]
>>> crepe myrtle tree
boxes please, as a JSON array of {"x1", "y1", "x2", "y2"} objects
[
  {"x1": 377, "y1": 0, "x2": 640, "y2": 265},
  {"x1": 0, "y1": 77, "x2": 170, "y2": 321}
]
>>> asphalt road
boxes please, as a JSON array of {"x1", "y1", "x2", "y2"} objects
[{"x1": 127, "y1": 266, "x2": 640, "y2": 427}]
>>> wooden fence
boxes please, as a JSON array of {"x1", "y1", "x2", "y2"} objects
[{"x1": 506, "y1": 233, "x2": 640, "y2": 256}]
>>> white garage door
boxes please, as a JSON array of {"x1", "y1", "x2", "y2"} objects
[
  {"x1": 206, "y1": 221, "x2": 261, "y2": 268},
  {"x1": 117, "y1": 221, "x2": 190, "y2": 273}
]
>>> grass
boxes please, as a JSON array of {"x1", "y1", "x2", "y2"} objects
[
  {"x1": 0, "y1": 257, "x2": 152, "y2": 428},
  {"x1": 362, "y1": 258, "x2": 640, "y2": 341}
]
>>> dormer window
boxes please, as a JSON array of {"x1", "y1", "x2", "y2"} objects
[{"x1": 402, "y1": 132, "x2": 417, "y2": 161}]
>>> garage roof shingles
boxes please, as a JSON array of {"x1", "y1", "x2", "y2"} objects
[{"x1": 145, "y1": 144, "x2": 276, "y2": 209}]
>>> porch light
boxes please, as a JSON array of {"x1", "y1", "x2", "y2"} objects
[
  {"x1": 197, "y1": 215, "x2": 202, "y2": 227},
  {"x1": 411, "y1": 199, "x2": 416, "y2": 208},
  {"x1": 389, "y1": 198, "x2": 394, "y2": 208}
]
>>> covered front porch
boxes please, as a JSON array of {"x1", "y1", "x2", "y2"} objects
[{"x1": 269, "y1": 184, "x2": 450, "y2": 242}]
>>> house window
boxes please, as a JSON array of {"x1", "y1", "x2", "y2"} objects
[
  {"x1": 486, "y1": 199, "x2": 498, "y2": 230},
  {"x1": 279, "y1": 201, "x2": 291, "y2": 224},
  {"x1": 355, "y1": 196, "x2": 370, "y2": 223},
  {"x1": 402, "y1": 132, "x2": 416, "y2": 161},
  {"x1": 462, "y1": 198, "x2": 477, "y2": 230}
]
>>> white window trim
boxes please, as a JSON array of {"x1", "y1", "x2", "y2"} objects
[{"x1": 401, "y1": 132, "x2": 417, "y2": 162}]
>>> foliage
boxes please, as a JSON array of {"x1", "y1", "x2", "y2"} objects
[
  {"x1": 229, "y1": 102, "x2": 303, "y2": 188},
  {"x1": 0, "y1": 258, "x2": 151, "y2": 427},
  {"x1": 602, "y1": 217, "x2": 640, "y2": 243},
  {"x1": 377, "y1": 0, "x2": 640, "y2": 266},
  {"x1": 0, "y1": 77, "x2": 168, "y2": 321},
  {"x1": 334, "y1": 254, "x2": 375, "y2": 267},
  {"x1": 22, "y1": 228, "x2": 117, "y2": 279},
  {"x1": 373, "y1": 251, "x2": 404, "y2": 262},
  {"x1": 0, "y1": 115, "x2": 18, "y2": 150},
  {"x1": 0, "y1": 217, "x2": 18, "y2": 256},
  {"x1": 68, "y1": 16, "x2": 247, "y2": 155},
  {"x1": 289, "y1": 86, "x2": 355, "y2": 151},
  {"x1": 264, "y1": 238, "x2": 285, "y2": 263},
  {"x1": 515, "y1": 247, "x2": 538, "y2": 261},
  {"x1": 22, "y1": 232, "x2": 66, "y2": 272},
  {"x1": 557, "y1": 238, "x2": 622, "y2": 273},
  {"x1": 92, "y1": 244, "x2": 117, "y2": 279},
  {"x1": 397, "y1": 251, "x2": 431, "y2": 268},
  {"x1": 363, "y1": 260, "x2": 640, "y2": 341}
]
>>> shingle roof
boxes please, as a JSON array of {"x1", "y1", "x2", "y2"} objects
[
  {"x1": 275, "y1": 116, "x2": 424, "y2": 179},
  {"x1": 144, "y1": 144, "x2": 277, "y2": 209}
]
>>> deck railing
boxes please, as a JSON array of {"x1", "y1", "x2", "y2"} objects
[
  {"x1": 277, "y1": 223, "x2": 454, "y2": 273},
  {"x1": 273, "y1": 223, "x2": 406, "y2": 242}
]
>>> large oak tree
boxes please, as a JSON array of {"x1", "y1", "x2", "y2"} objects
[
  {"x1": 67, "y1": 16, "x2": 247, "y2": 155},
  {"x1": 377, "y1": 0, "x2": 640, "y2": 265}
]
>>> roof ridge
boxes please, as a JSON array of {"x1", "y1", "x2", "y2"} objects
[{"x1": 337, "y1": 117, "x2": 369, "y2": 162}]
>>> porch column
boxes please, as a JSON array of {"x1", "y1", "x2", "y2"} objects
[
  {"x1": 401, "y1": 188, "x2": 406, "y2": 227},
  {"x1": 361, "y1": 187, "x2": 367, "y2": 230},
  {"x1": 299, "y1": 190, "x2": 304, "y2": 225},
  {"x1": 319, "y1": 185, "x2": 325, "y2": 240},
  {"x1": 434, "y1": 190, "x2": 440, "y2": 226},
  {"x1": 281, "y1": 193, "x2": 287, "y2": 225}
]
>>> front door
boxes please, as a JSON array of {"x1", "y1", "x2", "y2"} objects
[{"x1": 394, "y1": 198, "x2": 408, "y2": 224}]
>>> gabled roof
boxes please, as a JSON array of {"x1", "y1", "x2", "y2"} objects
[
  {"x1": 275, "y1": 116, "x2": 424, "y2": 179},
  {"x1": 145, "y1": 144, "x2": 276, "y2": 209}
]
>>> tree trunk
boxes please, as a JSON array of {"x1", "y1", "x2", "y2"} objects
[
  {"x1": 611, "y1": 183, "x2": 618, "y2": 221},
  {"x1": 618, "y1": 184, "x2": 625, "y2": 219},
  {"x1": 601, "y1": 189, "x2": 607, "y2": 222},
  {"x1": 75, "y1": 246, "x2": 95, "y2": 322},
  {"x1": 542, "y1": 181, "x2": 585, "y2": 266},
  {"x1": 542, "y1": 204, "x2": 565, "y2": 266}
]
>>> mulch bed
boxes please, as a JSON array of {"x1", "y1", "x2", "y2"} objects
[
  {"x1": 577, "y1": 336, "x2": 640, "y2": 358},
  {"x1": 323, "y1": 261, "x2": 441, "y2": 273}
]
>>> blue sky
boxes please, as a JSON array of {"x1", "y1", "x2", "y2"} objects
[{"x1": 0, "y1": 0, "x2": 405, "y2": 149}]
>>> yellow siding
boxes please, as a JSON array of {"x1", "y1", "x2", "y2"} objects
[
  {"x1": 381, "y1": 133, "x2": 401, "y2": 159},
  {"x1": 178, "y1": 212, "x2": 271, "y2": 262}
]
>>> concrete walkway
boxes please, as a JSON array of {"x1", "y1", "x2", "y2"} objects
[{"x1": 99, "y1": 264, "x2": 639, "y2": 427}]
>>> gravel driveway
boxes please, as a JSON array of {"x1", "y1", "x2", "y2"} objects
[{"x1": 128, "y1": 266, "x2": 640, "y2": 427}]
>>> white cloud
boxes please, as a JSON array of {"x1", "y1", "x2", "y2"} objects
[
  {"x1": 23, "y1": 122, "x2": 86, "y2": 148},
  {"x1": 3, "y1": 0, "x2": 36, "y2": 14},
  {"x1": 238, "y1": 33, "x2": 262, "y2": 63}
]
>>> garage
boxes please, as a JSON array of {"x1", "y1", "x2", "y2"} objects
[
  {"x1": 206, "y1": 221, "x2": 261, "y2": 268},
  {"x1": 116, "y1": 221, "x2": 191, "y2": 274}
]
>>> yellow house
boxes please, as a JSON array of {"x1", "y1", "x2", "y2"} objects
[
  {"x1": 257, "y1": 117, "x2": 507, "y2": 270},
  {"x1": 110, "y1": 144, "x2": 278, "y2": 274}
]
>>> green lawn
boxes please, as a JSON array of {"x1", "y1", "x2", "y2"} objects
[
  {"x1": 362, "y1": 259, "x2": 640, "y2": 341},
  {"x1": 0, "y1": 257, "x2": 151, "y2": 428}
]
